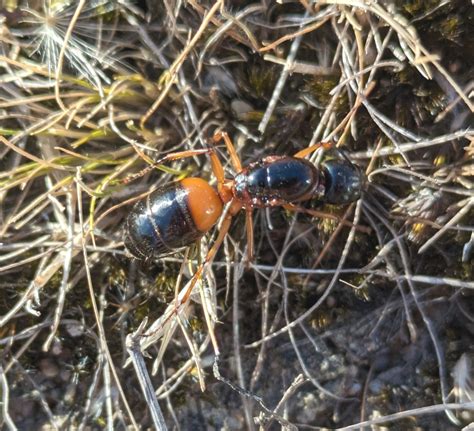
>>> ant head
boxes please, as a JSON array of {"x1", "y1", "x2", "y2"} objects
[{"x1": 322, "y1": 159, "x2": 365, "y2": 204}]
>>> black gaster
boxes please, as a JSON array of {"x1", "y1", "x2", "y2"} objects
[
  {"x1": 124, "y1": 183, "x2": 201, "y2": 259},
  {"x1": 235, "y1": 156, "x2": 321, "y2": 206}
]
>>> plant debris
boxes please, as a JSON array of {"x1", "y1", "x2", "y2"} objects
[{"x1": 0, "y1": 1, "x2": 473, "y2": 429}]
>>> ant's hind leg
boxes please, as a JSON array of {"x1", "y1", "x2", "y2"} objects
[
  {"x1": 293, "y1": 142, "x2": 333, "y2": 159},
  {"x1": 282, "y1": 203, "x2": 370, "y2": 233},
  {"x1": 179, "y1": 211, "x2": 234, "y2": 306},
  {"x1": 124, "y1": 148, "x2": 211, "y2": 183},
  {"x1": 176, "y1": 211, "x2": 234, "y2": 353},
  {"x1": 148, "y1": 210, "x2": 235, "y2": 356},
  {"x1": 245, "y1": 209, "x2": 254, "y2": 263}
]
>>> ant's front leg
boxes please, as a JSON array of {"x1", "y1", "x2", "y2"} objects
[{"x1": 211, "y1": 131, "x2": 243, "y2": 173}]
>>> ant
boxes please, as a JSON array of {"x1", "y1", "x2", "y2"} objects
[
  {"x1": 124, "y1": 132, "x2": 364, "y2": 261},
  {"x1": 122, "y1": 132, "x2": 365, "y2": 374},
  {"x1": 123, "y1": 131, "x2": 364, "y2": 291}
]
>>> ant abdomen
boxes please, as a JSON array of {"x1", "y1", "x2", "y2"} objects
[{"x1": 124, "y1": 178, "x2": 223, "y2": 259}]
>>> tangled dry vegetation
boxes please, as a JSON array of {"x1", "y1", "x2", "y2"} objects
[{"x1": 0, "y1": 1, "x2": 473, "y2": 430}]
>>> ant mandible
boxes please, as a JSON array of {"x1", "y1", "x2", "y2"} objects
[{"x1": 123, "y1": 131, "x2": 364, "y2": 283}]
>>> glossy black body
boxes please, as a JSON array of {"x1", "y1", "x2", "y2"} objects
[
  {"x1": 234, "y1": 156, "x2": 324, "y2": 206},
  {"x1": 233, "y1": 155, "x2": 362, "y2": 207},
  {"x1": 124, "y1": 154, "x2": 363, "y2": 259},
  {"x1": 322, "y1": 159, "x2": 363, "y2": 204},
  {"x1": 124, "y1": 183, "x2": 201, "y2": 259}
]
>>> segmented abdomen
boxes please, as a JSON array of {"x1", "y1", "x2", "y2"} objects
[{"x1": 124, "y1": 183, "x2": 201, "y2": 259}]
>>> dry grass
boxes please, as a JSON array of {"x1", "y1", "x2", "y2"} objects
[{"x1": 0, "y1": 1, "x2": 473, "y2": 429}]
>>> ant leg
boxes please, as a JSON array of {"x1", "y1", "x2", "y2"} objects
[
  {"x1": 206, "y1": 146, "x2": 233, "y2": 204},
  {"x1": 159, "y1": 210, "x2": 234, "y2": 355},
  {"x1": 283, "y1": 203, "x2": 371, "y2": 234},
  {"x1": 207, "y1": 135, "x2": 244, "y2": 204},
  {"x1": 162, "y1": 149, "x2": 211, "y2": 162},
  {"x1": 179, "y1": 210, "x2": 234, "y2": 307},
  {"x1": 293, "y1": 141, "x2": 333, "y2": 159},
  {"x1": 212, "y1": 131, "x2": 243, "y2": 172},
  {"x1": 245, "y1": 209, "x2": 254, "y2": 263},
  {"x1": 142, "y1": 210, "x2": 235, "y2": 356},
  {"x1": 124, "y1": 148, "x2": 211, "y2": 183},
  {"x1": 208, "y1": 148, "x2": 225, "y2": 185}
]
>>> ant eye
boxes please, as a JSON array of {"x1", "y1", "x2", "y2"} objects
[{"x1": 322, "y1": 160, "x2": 364, "y2": 204}]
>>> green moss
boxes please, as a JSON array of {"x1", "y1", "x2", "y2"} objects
[
  {"x1": 399, "y1": 0, "x2": 443, "y2": 17},
  {"x1": 303, "y1": 74, "x2": 345, "y2": 110},
  {"x1": 309, "y1": 310, "x2": 333, "y2": 330},
  {"x1": 245, "y1": 63, "x2": 279, "y2": 102},
  {"x1": 439, "y1": 15, "x2": 463, "y2": 42}
]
